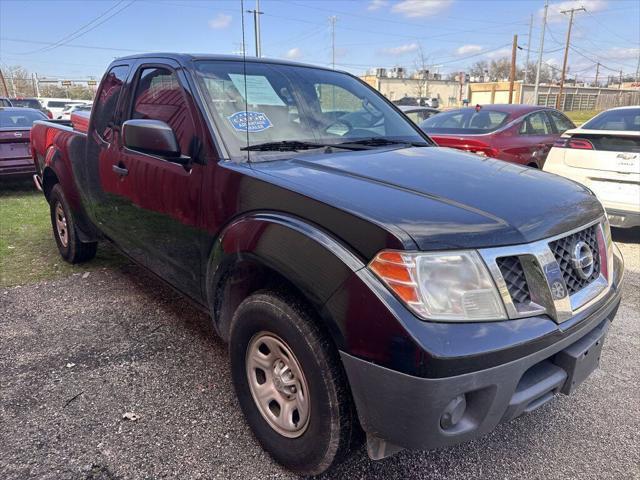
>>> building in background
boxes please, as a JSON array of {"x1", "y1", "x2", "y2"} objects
[
  {"x1": 468, "y1": 81, "x2": 640, "y2": 111},
  {"x1": 360, "y1": 69, "x2": 469, "y2": 108}
]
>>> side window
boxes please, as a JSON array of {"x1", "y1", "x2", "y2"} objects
[
  {"x1": 93, "y1": 65, "x2": 129, "y2": 141},
  {"x1": 520, "y1": 111, "x2": 552, "y2": 135},
  {"x1": 130, "y1": 67, "x2": 196, "y2": 155},
  {"x1": 548, "y1": 111, "x2": 575, "y2": 133},
  {"x1": 406, "y1": 111, "x2": 421, "y2": 124},
  {"x1": 314, "y1": 83, "x2": 363, "y2": 115}
]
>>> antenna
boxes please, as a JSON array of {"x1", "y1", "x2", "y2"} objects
[{"x1": 240, "y1": 0, "x2": 250, "y2": 161}]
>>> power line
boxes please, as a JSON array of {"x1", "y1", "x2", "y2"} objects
[
  {"x1": 584, "y1": 10, "x2": 640, "y2": 44},
  {"x1": 1, "y1": 37, "x2": 139, "y2": 53},
  {"x1": 20, "y1": 0, "x2": 135, "y2": 55}
]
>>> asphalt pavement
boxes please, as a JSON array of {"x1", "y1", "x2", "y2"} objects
[{"x1": 1, "y1": 231, "x2": 638, "y2": 479}]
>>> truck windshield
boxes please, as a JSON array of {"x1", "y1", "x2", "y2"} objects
[{"x1": 194, "y1": 60, "x2": 429, "y2": 160}]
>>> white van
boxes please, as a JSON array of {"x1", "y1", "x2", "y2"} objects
[{"x1": 39, "y1": 98, "x2": 91, "y2": 119}]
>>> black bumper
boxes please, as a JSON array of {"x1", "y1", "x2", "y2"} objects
[
  {"x1": 606, "y1": 209, "x2": 640, "y2": 229},
  {"x1": 341, "y1": 289, "x2": 621, "y2": 452}
]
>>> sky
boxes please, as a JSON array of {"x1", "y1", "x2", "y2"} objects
[{"x1": 0, "y1": 0, "x2": 638, "y2": 82}]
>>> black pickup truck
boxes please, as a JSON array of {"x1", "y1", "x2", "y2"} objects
[{"x1": 31, "y1": 54, "x2": 624, "y2": 476}]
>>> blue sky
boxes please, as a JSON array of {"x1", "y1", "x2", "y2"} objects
[{"x1": 1, "y1": 0, "x2": 638, "y2": 81}]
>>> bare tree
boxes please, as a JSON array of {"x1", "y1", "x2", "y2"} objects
[
  {"x1": 5, "y1": 66, "x2": 36, "y2": 97},
  {"x1": 469, "y1": 60, "x2": 489, "y2": 79},
  {"x1": 488, "y1": 58, "x2": 511, "y2": 81}
]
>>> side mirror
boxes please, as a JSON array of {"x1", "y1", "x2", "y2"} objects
[{"x1": 122, "y1": 119, "x2": 180, "y2": 158}]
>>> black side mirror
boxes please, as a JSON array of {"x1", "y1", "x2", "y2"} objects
[{"x1": 122, "y1": 119, "x2": 181, "y2": 158}]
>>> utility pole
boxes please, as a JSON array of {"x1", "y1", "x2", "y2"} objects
[
  {"x1": 556, "y1": 6, "x2": 585, "y2": 110},
  {"x1": 618, "y1": 70, "x2": 623, "y2": 89},
  {"x1": 508, "y1": 34, "x2": 518, "y2": 104},
  {"x1": 329, "y1": 16, "x2": 337, "y2": 69},
  {"x1": 533, "y1": 0, "x2": 548, "y2": 105},
  {"x1": 246, "y1": 0, "x2": 263, "y2": 58},
  {"x1": 0, "y1": 68, "x2": 9, "y2": 96},
  {"x1": 524, "y1": 14, "x2": 533, "y2": 83},
  {"x1": 594, "y1": 62, "x2": 600, "y2": 86}
]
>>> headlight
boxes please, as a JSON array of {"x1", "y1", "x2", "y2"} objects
[{"x1": 369, "y1": 250, "x2": 506, "y2": 322}]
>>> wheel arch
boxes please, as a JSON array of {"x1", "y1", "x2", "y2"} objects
[{"x1": 205, "y1": 212, "x2": 366, "y2": 347}]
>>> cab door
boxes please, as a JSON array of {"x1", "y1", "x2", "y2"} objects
[{"x1": 101, "y1": 60, "x2": 206, "y2": 297}]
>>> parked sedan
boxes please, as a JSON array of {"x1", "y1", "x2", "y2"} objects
[
  {"x1": 544, "y1": 106, "x2": 640, "y2": 228},
  {"x1": 420, "y1": 105, "x2": 575, "y2": 167},
  {"x1": 398, "y1": 105, "x2": 440, "y2": 125},
  {"x1": 0, "y1": 107, "x2": 47, "y2": 177}
]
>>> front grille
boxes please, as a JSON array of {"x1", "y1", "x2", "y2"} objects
[
  {"x1": 497, "y1": 256, "x2": 531, "y2": 307},
  {"x1": 548, "y1": 225, "x2": 600, "y2": 295}
]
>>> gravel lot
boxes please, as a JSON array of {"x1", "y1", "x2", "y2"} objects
[{"x1": 1, "y1": 231, "x2": 638, "y2": 480}]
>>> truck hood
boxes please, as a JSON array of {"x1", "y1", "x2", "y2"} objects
[{"x1": 252, "y1": 146, "x2": 604, "y2": 250}]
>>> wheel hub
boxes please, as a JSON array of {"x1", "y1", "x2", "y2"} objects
[{"x1": 246, "y1": 332, "x2": 310, "y2": 438}]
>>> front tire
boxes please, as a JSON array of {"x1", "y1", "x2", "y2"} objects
[
  {"x1": 49, "y1": 184, "x2": 97, "y2": 264},
  {"x1": 229, "y1": 291, "x2": 359, "y2": 476}
]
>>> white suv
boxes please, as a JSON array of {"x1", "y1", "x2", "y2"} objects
[{"x1": 544, "y1": 106, "x2": 640, "y2": 228}]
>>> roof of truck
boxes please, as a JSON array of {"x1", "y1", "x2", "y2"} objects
[{"x1": 112, "y1": 53, "x2": 339, "y2": 72}]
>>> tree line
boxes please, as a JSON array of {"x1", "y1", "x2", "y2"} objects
[{"x1": 1, "y1": 65, "x2": 95, "y2": 100}]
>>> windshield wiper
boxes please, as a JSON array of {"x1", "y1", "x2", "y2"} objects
[
  {"x1": 336, "y1": 137, "x2": 430, "y2": 148},
  {"x1": 241, "y1": 140, "x2": 362, "y2": 152}
]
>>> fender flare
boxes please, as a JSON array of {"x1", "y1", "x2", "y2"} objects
[
  {"x1": 205, "y1": 212, "x2": 366, "y2": 346},
  {"x1": 42, "y1": 145, "x2": 98, "y2": 242}
]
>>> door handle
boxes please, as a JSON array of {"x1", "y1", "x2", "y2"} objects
[{"x1": 112, "y1": 164, "x2": 128, "y2": 176}]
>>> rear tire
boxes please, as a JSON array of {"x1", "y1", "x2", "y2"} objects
[
  {"x1": 49, "y1": 184, "x2": 97, "y2": 264},
  {"x1": 229, "y1": 291, "x2": 359, "y2": 476}
]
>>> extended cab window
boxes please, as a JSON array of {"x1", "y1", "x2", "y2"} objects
[
  {"x1": 93, "y1": 65, "x2": 129, "y2": 141},
  {"x1": 130, "y1": 67, "x2": 196, "y2": 155}
]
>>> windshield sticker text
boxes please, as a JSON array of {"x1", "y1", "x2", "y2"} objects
[{"x1": 228, "y1": 111, "x2": 273, "y2": 132}]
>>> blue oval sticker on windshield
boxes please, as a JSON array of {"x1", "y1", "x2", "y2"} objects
[{"x1": 228, "y1": 111, "x2": 272, "y2": 132}]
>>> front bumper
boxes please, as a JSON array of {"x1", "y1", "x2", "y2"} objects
[{"x1": 341, "y1": 288, "x2": 621, "y2": 454}]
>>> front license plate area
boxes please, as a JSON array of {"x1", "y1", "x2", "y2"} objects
[{"x1": 553, "y1": 322, "x2": 608, "y2": 395}]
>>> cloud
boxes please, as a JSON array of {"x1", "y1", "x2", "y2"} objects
[
  {"x1": 485, "y1": 47, "x2": 512, "y2": 59},
  {"x1": 542, "y1": 0, "x2": 607, "y2": 23},
  {"x1": 380, "y1": 42, "x2": 419, "y2": 55},
  {"x1": 367, "y1": 0, "x2": 388, "y2": 10},
  {"x1": 605, "y1": 47, "x2": 639, "y2": 61},
  {"x1": 208, "y1": 13, "x2": 232, "y2": 29},
  {"x1": 285, "y1": 47, "x2": 302, "y2": 60},
  {"x1": 391, "y1": 0, "x2": 453, "y2": 18},
  {"x1": 456, "y1": 44, "x2": 483, "y2": 56}
]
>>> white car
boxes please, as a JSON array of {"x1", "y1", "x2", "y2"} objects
[
  {"x1": 57, "y1": 103, "x2": 91, "y2": 121},
  {"x1": 544, "y1": 106, "x2": 640, "y2": 228},
  {"x1": 40, "y1": 98, "x2": 90, "y2": 119}
]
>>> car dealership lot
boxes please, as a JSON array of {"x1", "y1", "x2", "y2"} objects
[{"x1": 0, "y1": 232, "x2": 638, "y2": 479}]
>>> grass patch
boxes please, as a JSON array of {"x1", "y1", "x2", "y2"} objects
[
  {"x1": 565, "y1": 110, "x2": 601, "y2": 126},
  {"x1": 0, "y1": 179, "x2": 125, "y2": 287}
]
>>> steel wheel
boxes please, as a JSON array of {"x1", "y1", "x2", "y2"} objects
[
  {"x1": 54, "y1": 201, "x2": 69, "y2": 248},
  {"x1": 246, "y1": 332, "x2": 311, "y2": 438}
]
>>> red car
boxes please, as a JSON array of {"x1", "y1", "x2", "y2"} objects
[
  {"x1": 0, "y1": 107, "x2": 47, "y2": 177},
  {"x1": 420, "y1": 104, "x2": 576, "y2": 168}
]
